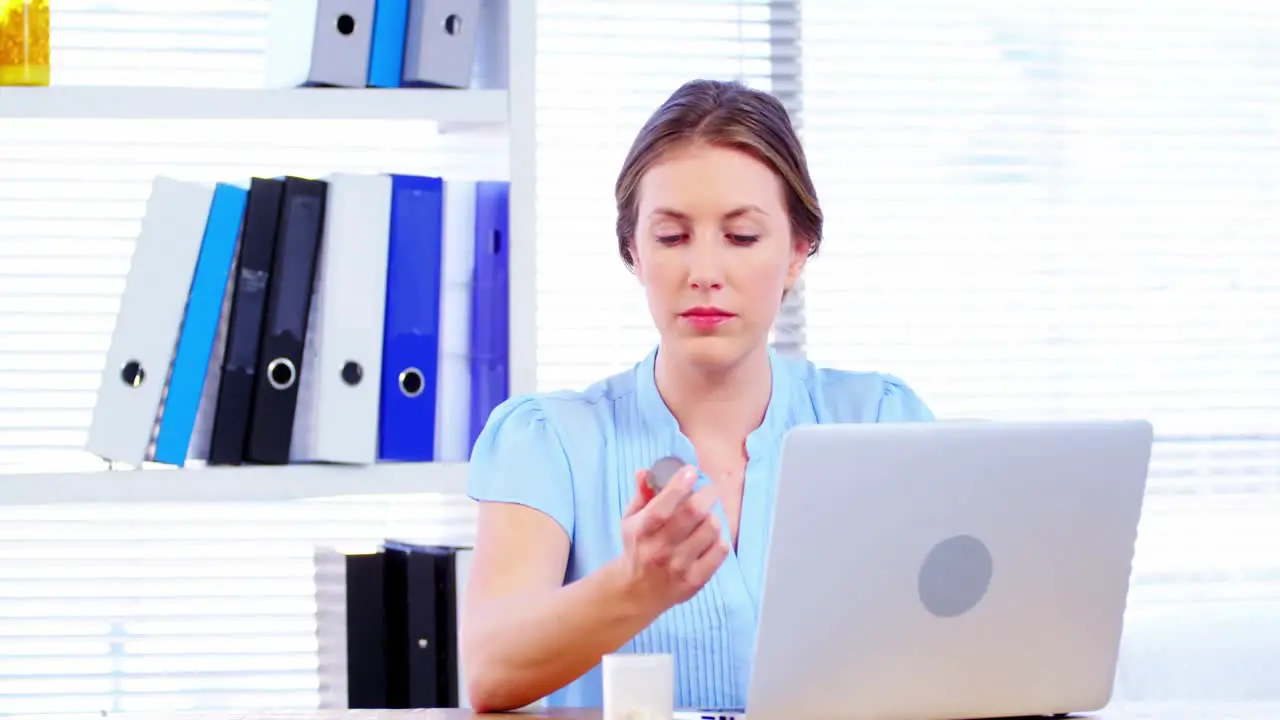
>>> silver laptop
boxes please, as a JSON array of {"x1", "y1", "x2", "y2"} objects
[{"x1": 677, "y1": 419, "x2": 1153, "y2": 720}]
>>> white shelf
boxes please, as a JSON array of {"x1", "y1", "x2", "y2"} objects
[
  {"x1": 0, "y1": 0, "x2": 536, "y2": 507},
  {"x1": 0, "y1": 461, "x2": 469, "y2": 505},
  {"x1": 0, "y1": 85, "x2": 509, "y2": 122}
]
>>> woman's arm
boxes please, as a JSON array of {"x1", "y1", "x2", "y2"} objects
[
  {"x1": 461, "y1": 501, "x2": 662, "y2": 712},
  {"x1": 460, "y1": 394, "x2": 725, "y2": 711}
]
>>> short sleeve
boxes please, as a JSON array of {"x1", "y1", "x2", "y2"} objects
[
  {"x1": 875, "y1": 374, "x2": 935, "y2": 423},
  {"x1": 467, "y1": 395, "x2": 575, "y2": 539}
]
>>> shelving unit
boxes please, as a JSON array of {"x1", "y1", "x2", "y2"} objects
[
  {"x1": 0, "y1": 461, "x2": 469, "y2": 504},
  {"x1": 0, "y1": 85, "x2": 510, "y2": 122},
  {"x1": 0, "y1": 0, "x2": 536, "y2": 505}
]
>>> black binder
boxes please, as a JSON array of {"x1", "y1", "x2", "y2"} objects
[
  {"x1": 317, "y1": 549, "x2": 392, "y2": 709},
  {"x1": 208, "y1": 177, "x2": 284, "y2": 466},
  {"x1": 315, "y1": 542, "x2": 466, "y2": 709},
  {"x1": 244, "y1": 176, "x2": 327, "y2": 464},
  {"x1": 383, "y1": 540, "x2": 461, "y2": 709}
]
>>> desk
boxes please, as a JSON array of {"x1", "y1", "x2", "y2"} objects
[
  {"x1": 433, "y1": 707, "x2": 1272, "y2": 720},
  {"x1": 29, "y1": 704, "x2": 1280, "y2": 720}
]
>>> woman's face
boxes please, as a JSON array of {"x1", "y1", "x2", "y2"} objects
[{"x1": 632, "y1": 141, "x2": 807, "y2": 371}]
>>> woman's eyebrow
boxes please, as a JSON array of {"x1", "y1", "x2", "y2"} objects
[{"x1": 648, "y1": 205, "x2": 768, "y2": 220}]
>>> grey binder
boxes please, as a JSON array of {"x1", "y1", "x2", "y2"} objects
[
  {"x1": 85, "y1": 177, "x2": 215, "y2": 466},
  {"x1": 402, "y1": 0, "x2": 480, "y2": 89},
  {"x1": 266, "y1": 0, "x2": 376, "y2": 88}
]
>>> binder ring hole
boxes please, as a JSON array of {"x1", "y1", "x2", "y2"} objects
[
  {"x1": 268, "y1": 357, "x2": 297, "y2": 391},
  {"x1": 399, "y1": 367, "x2": 424, "y2": 398},
  {"x1": 341, "y1": 361, "x2": 363, "y2": 386},
  {"x1": 120, "y1": 360, "x2": 145, "y2": 388},
  {"x1": 336, "y1": 13, "x2": 356, "y2": 35},
  {"x1": 443, "y1": 14, "x2": 462, "y2": 35}
]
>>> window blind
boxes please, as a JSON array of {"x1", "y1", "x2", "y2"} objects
[
  {"x1": 799, "y1": 0, "x2": 1280, "y2": 700},
  {"x1": 0, "y1": 0, "x2": 799, "y2": 714},
  {"x1": 534, "y1": 0, "x2": 795, "y2": 391}
]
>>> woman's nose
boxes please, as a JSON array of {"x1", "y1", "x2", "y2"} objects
[{"x1": 686, "y1": 237, "x2": 726, "y2": 290}]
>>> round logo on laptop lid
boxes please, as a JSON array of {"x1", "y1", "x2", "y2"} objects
[{"x1": 918, "y1": 534, "x2": 994, "y2": 618}]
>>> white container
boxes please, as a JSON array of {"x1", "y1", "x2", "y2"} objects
[{"x1": 602, "y1": 652, "x2": 675, "y2": 720}]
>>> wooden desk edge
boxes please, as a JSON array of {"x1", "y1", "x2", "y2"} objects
[
  {"x1": 14, "y1": 704, "x2": 1280, "y2": 720},
  {"x1": 237, "y1": 706, "x2": 1276, "y2": 719}
]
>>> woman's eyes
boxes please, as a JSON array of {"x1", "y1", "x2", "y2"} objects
[{"x1": 655, "y1": 233, "x2": 760, "y2": 245}]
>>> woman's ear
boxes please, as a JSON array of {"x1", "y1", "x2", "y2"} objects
[
  {"x1": 786, "y1": 233, "x2": 810, "y2": 288},
  {"x1": 630, "y1": 238, "x2": 646, "y2": 282}
]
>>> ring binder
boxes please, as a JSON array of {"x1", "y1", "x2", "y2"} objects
[
  {"x1": 378, "y1": 174, "x2": 444, "y2": 462},
  {"x1": 86, "y1": 176, "x2": 216, "y2": 467},
  {"x1": 467, "y1": 180, "x2": 510, "y2": 450},
  {"x1": 434, "y1": 179, "x2": 477, "y2": 462},
  {"x1": 289, "y1": 172, "x2": 392, "y2": 465},
  {"x1": 402, "y1": 0, "x2": 480, "y2": 89},
  {"x1": 265, "y1": 0, "x2": 377, "y2": 88},
  {"x1": 208, "y1": 177, "x2": 286, "y2": 467},
  {"x1": 367, "y1": 0, "x2": 410, "y2": 87},
  {"x1": 152, "y1": 181, "x2": 250, "y2": 467},
  {"x1": 245, "y1": 176, "x2": 328, "y2": 465}
]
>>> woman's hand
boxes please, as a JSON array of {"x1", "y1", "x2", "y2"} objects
[{"x1": 619, "y1": 464, "x2": 730, "y2": 613}]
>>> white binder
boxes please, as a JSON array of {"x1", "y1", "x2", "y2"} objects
[
  {"x1": 86, "y1": 176, "x2": 216, "y2": 466},
  {"x1": 291, "y1": 173, "x2": 393, "y2": 464},
  {"x1": 435, "y1": 179, "x2": 476, "y2": 462},
  {"x1": 265, "y1": 0, "x2": 376, "y2": 88}
]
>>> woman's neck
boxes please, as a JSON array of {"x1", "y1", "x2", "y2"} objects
[{"x1": 654, "y1": 343, "x2": 773, "y2": 442}]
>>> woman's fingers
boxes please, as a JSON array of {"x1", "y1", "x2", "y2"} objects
[
  {"x1": 670, "y1": 513, "x2": 724, "y2": 573},
  {"x1": 620, "y1": 462, "x2": 730, "y2": 607},
  {"x1": 688, "y1": 528, "x2": 732, "y2": 583},
  {"x1": 625, "y1": 470, "x2": 655, "y2": 517},
  {"x1": 652, "y1": 483, "x2": 718, "y2": 545},
  {"x1": 636, "y1": 465, "x2": 698, "y2": 532}
]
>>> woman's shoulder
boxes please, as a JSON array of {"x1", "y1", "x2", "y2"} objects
[
  {"x1": 775, "y1": 352, "x2": 936, "y2": 423},
  {"x1": 466, "y1": 368, "x2": 638, "y2": 539},
  {"x1": 475, "y1": 367, "x2": 637, "y2": 443}
]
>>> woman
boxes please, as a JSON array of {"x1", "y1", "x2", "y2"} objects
[{"x1": 461, "y1": 79, "x2": 934, "y2": 713}]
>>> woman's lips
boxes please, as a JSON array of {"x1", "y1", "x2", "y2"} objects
[{"x1": 679, "y1": 308, "x2": 735, "y2": 330}]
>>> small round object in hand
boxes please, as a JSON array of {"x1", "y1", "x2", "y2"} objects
[{"x1": 647, "y1": 455, "x2": 686, "y2": 492}]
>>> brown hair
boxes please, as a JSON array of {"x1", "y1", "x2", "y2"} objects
[{"x1": 614, "y1": 79, "x2": 823, "y2": 270}]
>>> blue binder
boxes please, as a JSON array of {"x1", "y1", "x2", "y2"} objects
[
  {"x1": 468, "y1": 181, "x2": 510, "y2": 450},
  {"x1": 379, "y1": 174, "x2": 444, "y2": 461},
  {"x1": 367, "y1": 0, "x2": 410, "y2": 88},
  {"x1": 153, "y1": 182, "x2": 249, "y2": 466}
]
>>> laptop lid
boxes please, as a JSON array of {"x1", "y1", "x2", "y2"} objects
[{"x1": 745, "y1": 420, "x2": 1153, "y2": 720}]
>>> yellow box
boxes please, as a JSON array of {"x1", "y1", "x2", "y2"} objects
[{"x1": 0, "y1": 0, "x2": 51, "y2": 86}]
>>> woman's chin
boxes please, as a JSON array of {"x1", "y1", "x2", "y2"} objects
[{"x1": 665, "y1": 334, "x2": 758, "y2": 370}]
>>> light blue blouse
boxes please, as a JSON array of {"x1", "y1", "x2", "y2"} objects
[{"x1": 467, "y1": 346, "x2": 934, "y2": 710}]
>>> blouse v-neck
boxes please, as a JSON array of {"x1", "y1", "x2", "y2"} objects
[{"x1": 634, "y1": 346, "x2": 797, "y2": 612}]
